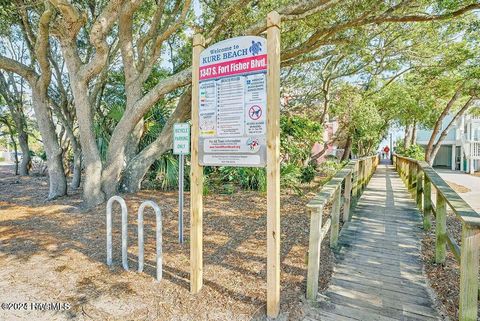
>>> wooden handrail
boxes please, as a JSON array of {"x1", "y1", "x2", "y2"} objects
[
  {"x1": 305, "y1": 154, "x2": 379, "y2": 300},
  {"x1": 394, "y1": 154, "x2": 480, "y2": 226},
  {"x1": 393, "y1": 153, "x2": 480, "y2": 321}
]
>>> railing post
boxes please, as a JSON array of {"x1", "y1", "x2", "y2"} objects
[
  {"x1": 330, "y1": 189, "x2": 341, "y2": 249},
  {"x1": 408, "y1": 161, "x2": 414, "y2": 190},
  {"x1": 306, "y1": 206, "x2": 323, "y2": 301},
  {"x1": 367, "y1": 157, "x2": 373, "y2": 180},
  {"x1": 416, "y1": 165, "x2": 423, "y2": 210},
  {"x1": 459, "y1": 224, "x2": 480, "y2": 321},
  {"x1": 404, "y1": 161, "x2": 409, "y2": 185},
  {"x1": 366, "y1": 158, "x2": 371, "y2": 185},
  {"x1": 343, "y1": 172, "x2": 352, "y2": 222},
  {"x1": 361, "y1": 160, "x2": 366, "y2": 191},
  {"x1": 352, "y1": 161, "x2": 360, "y2": 206},
  {"x1": 423, "y1": 176, "x2": 432, "y2": 230},
  {"x1": 435, "y1": 192, "x2": 447, "y2": 264},
  {"x1": 413, "y1": 163, "x2": 418, "y2": 190}
]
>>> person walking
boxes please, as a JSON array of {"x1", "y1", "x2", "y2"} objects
[{"x1": 383, "y1": 145, "x2": 390, "y2": 160}]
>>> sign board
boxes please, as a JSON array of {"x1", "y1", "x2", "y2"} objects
[
  {"x1": 198, "y1": 36, "x2": 267, "y2": 167},
  {"x1": 173, "y1": 123, "x2": 190, "y2": 155}
]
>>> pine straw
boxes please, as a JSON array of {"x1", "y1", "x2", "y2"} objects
[
  {"x1": 421, "y1": 210, "x2": 480, "y2": 321},
  {"x1": 0, "y1": 165, "x2": 334, "y2": 321}
]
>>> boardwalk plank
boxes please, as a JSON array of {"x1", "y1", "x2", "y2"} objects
[{"x1": 323, "y1": 292, "x2": 440, "y2": 320}]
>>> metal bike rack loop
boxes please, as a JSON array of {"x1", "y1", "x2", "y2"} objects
[
  {"x1": 106, "y1": 196, "x2": 129, "y2": 270},
  {"x1": 137, "y1": 200, "x2": 163, "y2": 281}
]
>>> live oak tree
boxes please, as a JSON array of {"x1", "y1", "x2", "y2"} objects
[
  {"x1": 0, "y1": 3, "x2": 67, "y2": 199},
  {"x1": 0, "y1": 71, "x2": 31, "y2": 175}
]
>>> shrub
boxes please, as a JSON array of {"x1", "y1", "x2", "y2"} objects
[
  {"x1": 218, "y1": 167, "x2": 267, "y2": 192},
  {"x1": 318, "y1": 160, "x2": 343, "y2": 177},
  {"x1": 300, "y1": 164, "x2": 317, "y2": 183},
  {"x1": 396, "y1": 143, "x2": 424, "y2": 161}
]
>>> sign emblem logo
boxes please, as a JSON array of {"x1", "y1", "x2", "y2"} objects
[
  {"x1": 246, "y1": 137, "x2": 260, "y2": 152},
  {"x1": 249, "y1": 105, "x2": 262, "y2": 120},
  {"x1": 249, "y1": 41, "x2": 262, "y2": 56}
]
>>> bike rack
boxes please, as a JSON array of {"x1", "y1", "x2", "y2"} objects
[
  {"x1": 106, "y1": 196, "x2": 129, "y2": 270},
  {"x1": 137, "y1": 200, "x2": 163, "y2": 281}
]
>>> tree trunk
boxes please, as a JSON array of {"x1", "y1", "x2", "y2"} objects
[
  {"x1": 71, "y1": 149, "x2": 82, "y2": 189},
  {"x1": 0, "y1": 72, "x2": 31, "y2": 175},
  {"x1": 31, "y1": 89, "x2": 67, "y2": 199},
  {"x1": 101, "y1": 83, "x2": 143, "y2": 198},
  {"x1": 125, "y1": 119, "x2": 144, "y2": 163},
  {"x1": 428, "y1": 97, "x2": 475, "y2": 166},
  {"x1": 410, "y1": 121, "x2": 417, "y2": 147},
  {"x1": 121, "y1": 138, "x2": 171, "y2": 193},
  {"x1": 341, "y1": 135, "x2": 352, "y2": 162},
  {"x1": 404, "y1": 124, "x2": 412, "y2": 150},
  {"x1": 425, "y1": 85, "x2": 463, "y2": 163},
  {"x1": 3, "y1": 120, "x2": 19, "y2": 175},
  {"x1": 17, "y1": 128, "x2": 30, "y2": 176},
  {"x1": 120, "y1": 89, "x2": 192, "y2": 193},
  {"x1": 70, "y1": 79, "x2": 104, "y2": 206},
  {"x1": 61, "y1": 38, "x2": 104, "y2": 206}
]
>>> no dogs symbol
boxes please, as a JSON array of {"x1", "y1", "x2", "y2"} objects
[{"x1": 249, "y1": 105, "x2": 262, "y2": 120}]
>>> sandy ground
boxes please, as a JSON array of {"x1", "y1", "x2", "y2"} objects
[
  {"x1": 0, "y1": 165, "x2": 334, "y2": 321},
  {"x1": 436, "y1": 168, "x2": 480, "y2": 212}
]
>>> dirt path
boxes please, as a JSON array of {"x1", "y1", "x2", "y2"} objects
[{"x1": 0, "y1": 165, "x2": 333, "y2": 320}]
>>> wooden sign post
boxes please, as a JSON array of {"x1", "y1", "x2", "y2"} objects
[
  {"x1": 190, "y1": 34, "x2": 205, "y2": 294},
  {"x1": 266, "y1": 11, "x2": 281, "y2": 318},
  {"x1": 189, "y1": 11, "x2": 281, "y2": 318}
]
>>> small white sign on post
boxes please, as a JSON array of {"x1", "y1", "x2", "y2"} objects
[
  {"x1": 173, "y1": 123, "x2": 190, "y2": 244},
  {"x1": 173, "y1": 123, "x2": 190, "y2": 155}
]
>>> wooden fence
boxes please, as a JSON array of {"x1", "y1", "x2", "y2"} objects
[
  {"x1": 305, "y1": 154, "x2": 379, "y2": 300},
  {"x1": 394, "y1": 154, "x2": 480, "y2": 321}
]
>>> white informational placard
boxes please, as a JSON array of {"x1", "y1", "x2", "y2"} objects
[
  {"x1": 173, "y1": 123, "x2": 190, "y2": 155},
  {"x1": 198, "y1": 36, "x2": 267, "y2": 167}
]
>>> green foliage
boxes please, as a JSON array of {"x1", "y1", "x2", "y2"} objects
[
  {"x1": 280, "y1": 163, "x2": 302, "y2": 191},
  {"x1": 300, "y1": 164, "x2": 316, "y2": 183},
  {"x1": 281, "y1": 115, "x2": 322, "y2": 165},
  {"x1": 196, "y1": 114, "x2": 322, "y2": 192},
  {"x1": 331, "y1": 84, "x2": 387, "y2": 157},
  {"x1": 154, "y1": 152, "x2": 180, "y2": 190},
  {"x1": 396, "y1": 143, "x2": 425, "y2": 161},
  {"x1": 318, "y1": 160, "x2": 344, "y2": 177},
  {"x1": 38, "y1": 150, "x2": 47, "y2": 161},
  {"x1": 219, "y1": 167, "x2": 267, "y2": 192}
]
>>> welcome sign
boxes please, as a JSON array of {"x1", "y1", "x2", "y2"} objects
[{"x1": 198, "y1": 36, "x2": 267, "y2": 167}]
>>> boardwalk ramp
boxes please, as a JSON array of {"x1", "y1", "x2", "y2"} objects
[{"x1": 306, "y1": 163, "x2": 442, "y2": 321}]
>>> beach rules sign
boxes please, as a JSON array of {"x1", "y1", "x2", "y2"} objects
[
  {"x1": 190, "y1": 13, "x2": 281, "y2": 318},
  {"x1": 197, "y1": 36, "x2": 267, "y2": 167}
]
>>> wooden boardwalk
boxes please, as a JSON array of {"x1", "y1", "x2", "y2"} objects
[{"x1": 305, "y1": 163, "x2": 443, "y2": 321}]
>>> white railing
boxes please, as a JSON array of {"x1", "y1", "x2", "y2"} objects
[{"x1": 471, "y1": 142, "x2": 480, "y2": 159}]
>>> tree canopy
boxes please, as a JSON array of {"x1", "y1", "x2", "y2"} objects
[{"x1": 0, "y1": 0, "x2": 479, "y2": 204}]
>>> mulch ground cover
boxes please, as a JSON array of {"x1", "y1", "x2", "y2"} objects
[
  {"x1": 0, "y1": 165, "x2": 334, "y2": 321},
  {"x1": 421, "y1": 208, "x2": 480, "y2": 321}
]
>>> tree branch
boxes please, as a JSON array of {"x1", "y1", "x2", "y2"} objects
[{"x1": 0, "y1": 55, "x2": 37, "y2": 84}]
